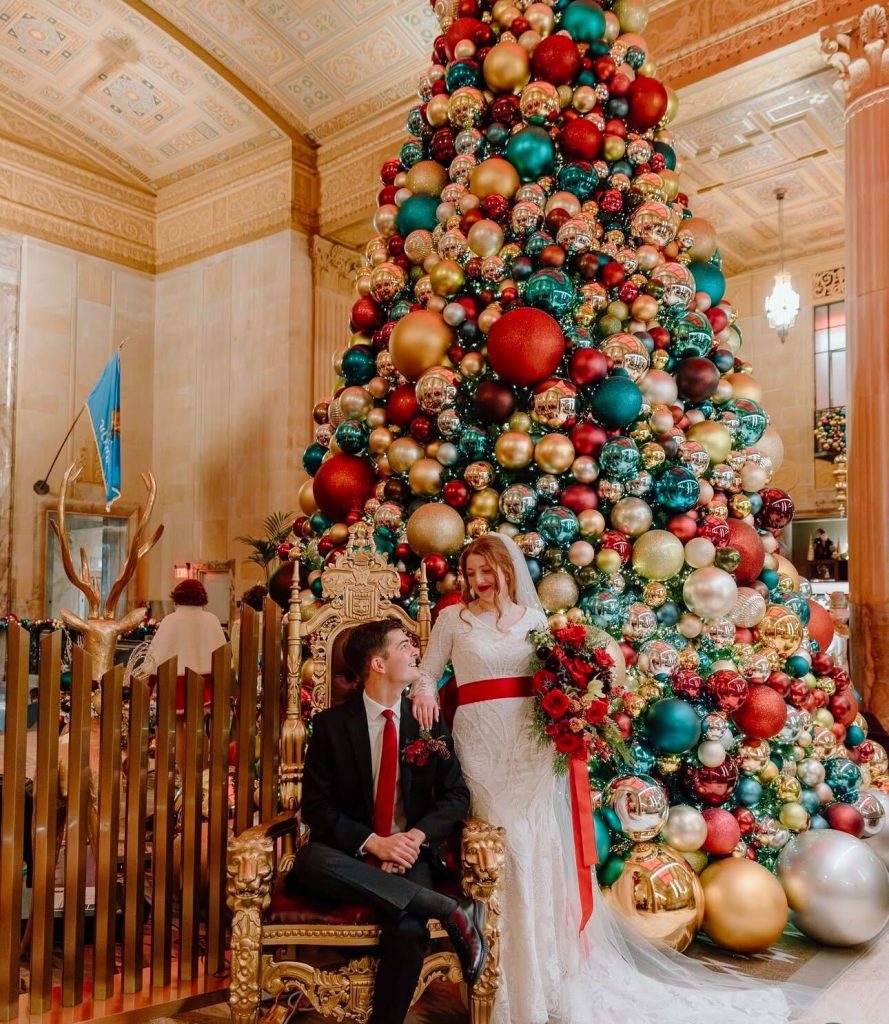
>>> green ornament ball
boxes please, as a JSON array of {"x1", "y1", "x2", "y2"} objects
[
  {"x1": 689, "y1": 260, "x2": 726, "y2": 305},
  {"x1": 594, "y1": 810, "x2": 612, "y2": 862},
  {"x1": 561, "y1": 0, "x2": 607, "y2": 43},
  {"x1": 589, "y1": 375, "x2": 643, "y2": 427},
  {"x1": 505, "y1": 126, "x2": 556, "y2": 182},
  {"x1": 524, "y1": 268, "x2": 575, "y2": 316},
  {"x1": 644, "y1": 697, "x2": 702, "y2": 754},
  {"x1": 397, "y1": 194, "x2": 440, "y2": 235},
  {"x1": 597, "y1": 852, "x2": 628, "y2": 887}
]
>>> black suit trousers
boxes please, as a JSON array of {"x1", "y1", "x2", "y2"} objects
[{"x1": 290, "y1": 842, "x2": 438, "y2": 1024}]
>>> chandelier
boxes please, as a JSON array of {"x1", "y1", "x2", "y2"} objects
[{"x1": 764, "y1": 187, "x2": 800, "y2": 343}]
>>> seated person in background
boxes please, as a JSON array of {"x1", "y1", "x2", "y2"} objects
[
  {"x1": 813, "y1": 528, "x2": 835, "y2": 560},
  {"x1": 138, "y1": 579, "x2": 226, "y2": 769}
]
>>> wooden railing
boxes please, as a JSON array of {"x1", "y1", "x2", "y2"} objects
[{"x1": 0, "y1": 600, "x2": 282, "y2": 1021}]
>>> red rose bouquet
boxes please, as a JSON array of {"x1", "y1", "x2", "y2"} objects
[{"x1": 528, "y1": 623, "x2": 622, "y2": 767}]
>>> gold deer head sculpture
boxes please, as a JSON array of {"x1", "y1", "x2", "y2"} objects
[{"x1": 51, "y1": 462, "x2": 164, "y2": 680}]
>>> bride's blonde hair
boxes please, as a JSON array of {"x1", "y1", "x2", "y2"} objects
[{"x1": 458, "y1": 535, "x2": 518, "y2": 626}]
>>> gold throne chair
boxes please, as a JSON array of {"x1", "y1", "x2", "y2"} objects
[{"x1": 227, "y1": 523, "x2": 505, "y2": 1024}]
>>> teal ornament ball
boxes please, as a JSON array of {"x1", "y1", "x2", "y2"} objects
[
  {"x1": 399, "y1": 140, "x2": 424, "y2": 168},
  {"x1": 654, "y1": 141, "x2": 676, "y2": 170},
  {"x1": 334, "y1": 420, "x2": 369, "y2": 455},
  {"x1": 823, "y1": 758, "x2": 861, "y2": 800},
  {"x1": 594, "y1": 810, "x2": 612, "y2": 862},
  {"x1": 536, "y1": 505, "x2": 580, "y2": 546},
  {"x1": 561, "y1": 0, "x2": 607, "y2": 43},
  {"x1": 505, "y1": 126, "x2": 556, "y2": 182},
  {"x1": 599, "y1": 437, "x2": 641, "y2": 480},
  {"x1": 589, "y1": 375, "x2": 643, "y2": 427},
  {"x1": 558, "y1": 161, "x2": 597, "y2": 200},
  {"x1": 723, "y1": 398, "x2": 767, "y2": 446},
  {"x1": 627, "y1": 738, "x2": 657, "y2": 774},
  {"x1": 654, "y1": 466, "x2": 701, "y2": 513},
  {"x1": 524, "y1": 268, "x2": 576, "y2": 317},
  {"x1": 784, "y1": 653, "x2": 809, "y2": 678},
  {"x1": 397, "y1": 194, "x2": 440, "y2": 235},
  {"x1": 446, "y1": 60, "x2": 481, "y2": 91},
  {"x1": 340, "y1": 345, "x2": 376, "y2": 385},
  {"x1": 736, "y1": 777, "x2": 764, "y2": 807},
  {"x1": 644, "y1": 697, "x2": 702, "y2": 754},
  {"x1": 689, "y1": 260, "x2": 726, "y2": 305},
  {"x1": 582, "y1": 590, "x2": 622, "y2": 630},
  {"x1": 302, "y1": 443, "x2": 326, "y2": 476},
  {"x1": 458, "y1": 425, "x2": 491, "y2": 460},
  {"x1": 846, "y1": 724, "x2": 866, "y2": 747},
  {"x1": 597, "y1": 852, "x2": 627, "y2": 887},
  {"x1": 670, "y1": 310, "x2": 714, "y2": 358}
]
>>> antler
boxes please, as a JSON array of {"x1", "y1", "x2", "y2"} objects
[
  {"x1": 103, "y1": 471, "x2": 164, "y2": 617},
  {"x1": 50, "y1": 463, "x2": 101, "y2": 616}
]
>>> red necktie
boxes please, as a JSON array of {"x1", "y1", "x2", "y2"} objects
[{"x1": 373, "y1": 709, "x2": 398, "y2": 838}]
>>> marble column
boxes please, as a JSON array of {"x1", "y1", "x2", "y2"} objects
[
  {"x1": 822, "y1": 7, "x2": 889, "y2": 725},
  {"x1": 311, "y1": 236, "x2": 362, "y2": 408},
  {"x1": 0, "y1": 234, "x2": 22, "y2": 613}
]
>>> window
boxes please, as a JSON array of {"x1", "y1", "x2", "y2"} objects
[
  {"x1": 45, "y1": 512, "x2": 129, "y2": 619},
  {"x1": 814, "y1": 301, "x2": 846, "y2": 410}
]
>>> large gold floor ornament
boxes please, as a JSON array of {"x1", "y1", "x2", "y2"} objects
[{"x1": 51, "y1": 461, "x2": 163, "y2": 681}]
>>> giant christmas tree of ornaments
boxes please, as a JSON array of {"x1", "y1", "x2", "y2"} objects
[{"x1": 295, "y1": 0, "x2": 889, "y2": 953}]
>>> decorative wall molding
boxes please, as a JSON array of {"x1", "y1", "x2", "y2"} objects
[
  {"x1": 821, "y1": 4, "x2": 889, "y2": 108},
  {"x1": 813, "y1": 266, "x2": 846, "y2": 301}
]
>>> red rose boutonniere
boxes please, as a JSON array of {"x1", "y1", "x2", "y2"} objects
[{"x1": 403, "y1": 730, "x2": 450, "y2": 767}]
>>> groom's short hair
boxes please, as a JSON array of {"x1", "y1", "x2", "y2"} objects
[{"x1": 342, "y1": 618, "x2": 405, "y2": 683}]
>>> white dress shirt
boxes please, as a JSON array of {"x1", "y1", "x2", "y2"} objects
[{"x1": 363, "y1": 690, "x2": 407, "y2": 838}]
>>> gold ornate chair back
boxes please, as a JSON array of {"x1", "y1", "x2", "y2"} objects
[{"x1": 226, "y1": 521, "x2": 503, "y2": 1024}]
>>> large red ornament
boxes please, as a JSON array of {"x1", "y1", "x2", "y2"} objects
[
  {"x1": 568, "y1": 348, "x2": 609, "y2": 386},
  {"x1": 674, "y1": 357, "x2": 720, "y2": 401},
  {"x1": 531, "y1": 34, "x2": 581, "y2": 86},
  {"x1": 312, "y1": 454, "x2": 377, "y2": 522},
  {"x1": 806, "y1": 598, "x2": 835, "y2": 653},
  {"x1": 723, "y1": 519, "x2": 766, "y2": 584},
  {"x1": 626, "y1": 76, "x2": 669, "y2": 131},
  {"x1": 731, "y1": 684, "x2": 788, "y2": 739},
  {"x1": 706, "y1": 306, "x2": 729, "y2": 335},
  {"x1": 684, "y1": 758, "x2": 738, "y2": 806},
  {"x1": 558, "y1": 118, "x2": 603, "y2": 161},
  {"x1": 485, "y1": 308, "x2": 566, "y2": 386},
  {"x1": 387, "y1": 383, "x2": 420, "y2": 426},
  {"x1": 701, "y1": 808, "x2": 742, "y2": 855},
  {"x1": 824, "y1": 802, "x2": 865, "y2": 838}
]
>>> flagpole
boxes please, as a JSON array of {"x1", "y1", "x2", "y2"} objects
[{"x1": 32, "y1": 338, "x2": 128, "y2": 496}]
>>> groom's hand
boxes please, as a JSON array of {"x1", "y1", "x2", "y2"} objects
[{"x1": 365, "y1": 832, "x2": 422, "y2": 869}]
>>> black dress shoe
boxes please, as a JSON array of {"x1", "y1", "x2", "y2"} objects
[{"x1": 444, "y1": 897, "x2": 488, "y2": 986}]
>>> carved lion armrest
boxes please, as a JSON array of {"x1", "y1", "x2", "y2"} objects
[{"x1": 460, "y1": 817, "x2": 505, "y2": 1003}]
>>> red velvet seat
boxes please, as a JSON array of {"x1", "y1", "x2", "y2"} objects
[{"x1": 266, "y1": 875, "x2": 379, "y2": 927}]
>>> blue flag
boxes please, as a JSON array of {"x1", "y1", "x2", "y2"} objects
[{"x1": 85, "y1": 350, "x2": 121, "y2": 508}]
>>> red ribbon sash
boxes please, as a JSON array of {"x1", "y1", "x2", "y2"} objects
[
  {"x1": 455, "y1": 675, "x2": 596, "y2": 930},
  {"x1": 569, "y1": 754, "x2": 597, "y2": 932},
  {"x1": 456, "y1": 676, "x2": 533, "y2": 706}
]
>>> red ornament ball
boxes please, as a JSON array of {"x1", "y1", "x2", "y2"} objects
[
  {"x1": 706, "y1": 670, "x2": 749, "y2": 712},
  {"x1": 666, "y1": 514, "x2": 698, "y2": 543},
  {"x1": 561, "y1": 484, "x2": 598, "y2": 513},
  {"x1": 732, "y1": 806, "x2": 756, "y2": 836},
  {"x1": 312, "y1": 454, "x2": 377, "y2": 522},
  {"x1": 387, "y1": 383, "x2": 420, "y2": 427},
  {"x1": 731, "y1": 684, "x2": 788, "y2": 739},
  {"x1": 485, "y1": 308, "x2": 566, "y2": 386},
  {"x1": 422, "y1": 553, "x2": 449, "y2": 582},
  {"x1": 443, "y1": 479, "x2": 469, "y2": 508},
  {"x1": 706, "y1": 306, "x2": 729, "y2": 335},
  {"x1": 531, "y1": 34, "x2": 581, "y2": 86},
  {"x1": 724, "y1": 519, "x2": 766, "y2": 584},
  {"x1": 558, "y1": 118, "x2": 603, "y2": 161},
  {"x1": 675, "y1": 357, "x2": 720, "y2": 401},
  {"x1": 444, "y1": 17, "x2": 485, "y2": 59},
  {"x1": 684, "y1": 759, "x2": 739, "y2": 806},
  {"x1": 350, "y1": 297, "x2": 384, "y2": 333},
  {"x1": 828, "y1": 690, "x2": 859, "y2": 727},
  {"x1": 806, "y1": 598, "x2": 835, "y2": 653},
  {"x1": 433, "y1": 590, "x2": 465, "y2": 622},
  {"x1": 701, "y1": 808, "x2": 742, "y2": 855},
  {"x1": 824, "y1": 802, "x2": 865, "y2": 838},
  {"x1": 568, "y1": 348, "x2": 609, "y2": 386},
  {"x1": 626, "y1": 75, "x2": 669, "y2": 131},
  {"x1": 474, "y1": 379, "x2": 516, "y2": 424},
  {"x1": 570, "y1": 420, "x2": 608, "y2": 457}
]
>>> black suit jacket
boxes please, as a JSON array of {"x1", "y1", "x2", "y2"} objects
[{"x1": 301, "y1": 693, "x2": 470, "y2": 856}]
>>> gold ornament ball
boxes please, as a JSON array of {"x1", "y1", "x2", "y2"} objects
[
  {"x1": 408, "y1": 458, "x2": 445, "y2": 496},
  {"x1": 578, "y1": 508, "x2": 606, "y2": 538},
  {"x1": 390, "y1": 310, "x2": 454, "y2": 381},
  {"x1": 406, "y1": 503, "x2": 466, "y2": 556},
  {"x1": 471, "y1": 158, "x2": 521, "y2": 200},
  {"x1": 596, "y1": 548, "x2": 622, "y2": 574},
  {"x1": 468, "y1": 486, "x2": 501, "y2": 522},
  {"x1": 756, "y1": 426, "x2": 785, "y2": 473},
  {"x1": 681, "y1": 217, "x2": 717, "y2": 262},
  {"x1": 700, "y1": 858, "x2": 788, "y2": 954},
  {"x1": 603, "y1": 135, "x2": 627, "y2": 162},
  {"x1": 406, "y1": 160, "x2": 448, "y2": 197},
  {"x1": 483, "y1": 40, "x2": 531, "y2": 93},
  {"x1": 632, "y1": 529, "x2": 686, "y2": 581},
  {"x1": 663, "y1": 86, "x2": 680, "y2": 125},
  {"x1": 387, "y1": 436, "x2": 425, "y2": 474},
  {"x1": 425, "y1": 93, "x2": 450, "y2": 127},
  {"x1": 687, "y1": 420, "x2": 733, "y2": 464},
  {"x1": 604, "y1": 841, "x2": 704, "y2": 953},
  {"x1": 460, "y1": 351, "x2": 486, "y2": 377},
  {"x1": 631, "y1": 294, "x2": 659, "y2": 322},
  {"x1": 774, "y1": 554, "x2": 800, "y2": 591},
  {"x1": 725, "y1": 372, "x2": 762, "y2": 403},
  {"x1": 298, "y1": 478, "x2": 318, "y2": 516},
  {"x1": 468, "y1": 219, "x2": 505, "y2": 258},
  {"x1": 338, "y1": 386, "x2": 374, "y2": 420},
  {"x1": 534, "y1": 433, "x2": 576, "y2": 474},
  {"x1": 525, "y1": 1, "x2": 555, "y2": 35},
  {"x1": 758, "y1": 605, "x2": 803, "y2": 658},
  {"x1": 430, "y1": 258, "x2": 465, "y2": 296},
  {"x1": 495, "y1": 430, "x2": 536, "y2": 470},
  {"x1": 538, "y1": 571, "x2": 580, "y2": 612},
  {"x1": 779, "y1": 801, "x2": 810, "y2": 832},
  {"x1": 613, "y1": 0, "x2": 649, "y2": 33},
  {"x1": 369, "y1": 427, "x2": 393, "y2": 454},
  {"x1": 404, "y1": 229, "x2": 434, "y2": 264}
]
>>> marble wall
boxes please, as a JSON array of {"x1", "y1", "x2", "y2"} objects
[
  {"x1": 726, "y1": 247, "x2": 845, "y2": 518},
  {"x1": 0, "y1": 234, "x2": 21, "y2": 613}
]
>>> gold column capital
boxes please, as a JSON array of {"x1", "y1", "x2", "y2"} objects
[{"x1": 822, "y1": 5, "x2": 889, "y2": 109}]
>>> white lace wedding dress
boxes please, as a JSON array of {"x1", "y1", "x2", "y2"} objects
[{"x1": 417, "y1": 603, "x2": 798, "y2": 1024}]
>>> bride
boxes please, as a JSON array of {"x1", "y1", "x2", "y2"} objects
[{"x1": 412, "y1": 532, "x2": 799, "y2": 1024}]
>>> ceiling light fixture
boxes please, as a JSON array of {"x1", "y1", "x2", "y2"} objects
[{"x1": 764, "y1": 187, "x2": 800, "y2": 343}]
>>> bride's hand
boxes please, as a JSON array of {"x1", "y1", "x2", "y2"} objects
[{"x1": 412, "y1": 692, "x2": 439, "y2": 730}]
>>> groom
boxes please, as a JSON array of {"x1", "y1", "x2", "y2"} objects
[{"x1": 288, "y1": 617, "x2": 487, "y2": 1024}]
